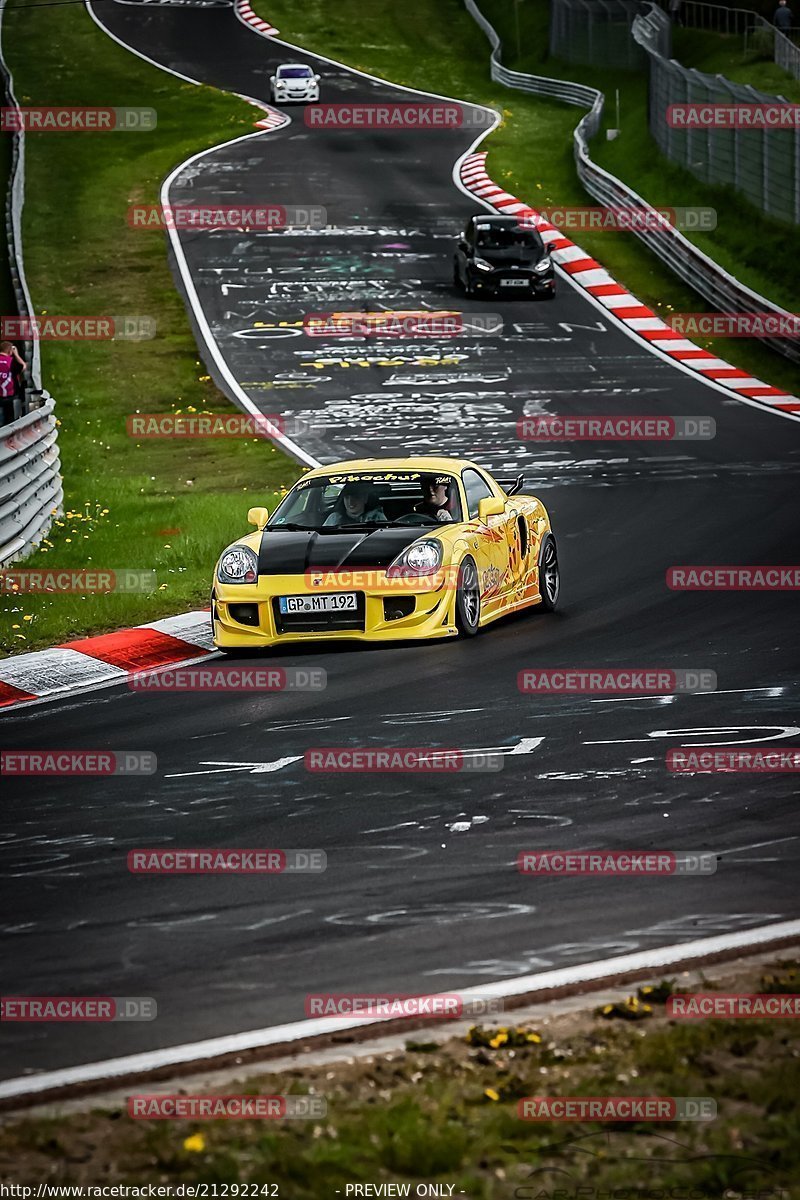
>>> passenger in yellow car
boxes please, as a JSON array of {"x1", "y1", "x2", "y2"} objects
[{"x1": 323, "y1": 480, "x2": 387, "y2": 526}]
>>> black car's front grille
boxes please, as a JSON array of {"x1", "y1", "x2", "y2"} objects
[{"x1": 272, "y1": 594, "x2": 366, "y2": 634}]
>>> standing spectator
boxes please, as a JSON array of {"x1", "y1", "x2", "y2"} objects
[
  {"x1": 669, "y1": 0, "x2": 683, "y2": 25},
  {"x1": 774, "y1": 0, "x2": 793, "y2": 31},
  {"x1": 0, "y1": 340, "x2": 26, "y2": 425}
]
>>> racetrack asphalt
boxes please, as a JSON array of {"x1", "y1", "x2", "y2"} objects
[{"x1": 0, "y1": 0, "x2": 798, "y2": 1082}]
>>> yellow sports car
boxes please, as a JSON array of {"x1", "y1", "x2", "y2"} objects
[{"x1": 211, "y1": 456, "x2": 559, "y2": 651}]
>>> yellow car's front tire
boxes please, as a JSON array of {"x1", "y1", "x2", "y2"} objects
[
  {"x1": 537, "y1": 535, "x2": 560, "y2": 612},
  {"x1": 455, "y1": 555, "x2": 481, "y2": 637}
]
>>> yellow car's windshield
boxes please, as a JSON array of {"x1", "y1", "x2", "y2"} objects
[{"x1": 267, "y1": 473, "x2": 463, "y2": 530}]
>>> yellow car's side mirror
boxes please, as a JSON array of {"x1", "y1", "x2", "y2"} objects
[
  {"x1": 477, "y1": 496, "x2": 505, "y2": 523},
  {"x1": 247, "y1": 506, "x2": 270, "y2": 530}
]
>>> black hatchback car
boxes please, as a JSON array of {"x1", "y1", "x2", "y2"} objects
[{"x1": 453, "y1": 214, "x2": 555, "y2": 299}]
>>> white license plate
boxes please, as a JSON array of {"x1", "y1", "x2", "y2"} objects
[
  {"x1": 279, "y1": 593, "x2": 357, "y2": 614},
  {"x1": 502, "y1": 278, "x2": 529, "y2": 287}
]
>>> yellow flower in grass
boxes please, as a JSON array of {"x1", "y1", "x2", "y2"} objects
[
  {"x1": 484, "y1": 1088, "x2": 500, "y2": 1102},
  {"x1": 183, "y1": 1133, "x2": 205, "y2": 1152}
]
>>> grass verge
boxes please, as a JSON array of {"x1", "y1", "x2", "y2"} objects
[
  {"x1": 672, "y1": 25, "x2": 800, "y2": 101},
  {"x1": 253, "y1": 0, "x2": 800, "y2": 398},
  {"x1": 0, "y1": 0, "x2": 302, "y2": 656},
  {"x1": 1, "y1": 957, "x2": 798, "y2": 1193}
]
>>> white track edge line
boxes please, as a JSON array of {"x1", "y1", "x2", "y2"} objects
[
  {"x1": 2, "y1": 919, "x2": 798, "y2": 1100},
  {"x1": 85, "y1": 1, "x2": 318, "y2": 470}
]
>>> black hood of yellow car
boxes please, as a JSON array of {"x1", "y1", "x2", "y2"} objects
[{"x1": 256, "y1": 526, "x2": 429, "y2": 575}]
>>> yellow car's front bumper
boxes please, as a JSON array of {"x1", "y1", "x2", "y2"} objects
[{"x1": 212, "y1": 573, "x2": 460, "y2": 649}]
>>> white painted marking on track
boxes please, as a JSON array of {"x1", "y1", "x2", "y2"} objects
[
  {"x1": 715, "y1": 836, "x2": 798, "y2": 857},
  {"x1": 165, "y1": 756, "x2": 303, "y2": 778},
  {"x1": 591, "y1": 687, "x2": 787, "y2": 704},
  {"x1": 714, "y1": 687, "x2": 786, "y2": 697},
  {"x1": 586, "y1": 725, "x2": 800, "y2": 745},
  {"x1": 361, "y1": 821, "x2": 420, "y2": 834}
]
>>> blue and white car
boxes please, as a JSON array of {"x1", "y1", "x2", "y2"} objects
[{"x1": 269, "y1": 63, "x2": 320, "y2": 105}]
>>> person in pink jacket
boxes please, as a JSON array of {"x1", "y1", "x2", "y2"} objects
[{"x1": 0, "y1": 340, "x2": 27, "y2": 408}]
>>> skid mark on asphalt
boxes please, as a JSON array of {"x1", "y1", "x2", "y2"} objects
[
  {"x1": 425, "y1": 913, "x2": 786, "y2": 977},
  {"x1": 326, "y1": 901, "x2": 537, "y2": 927}
]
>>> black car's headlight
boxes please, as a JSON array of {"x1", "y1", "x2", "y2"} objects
[
  {"x1": 473, "y1": 257, "x2": 494, "y2": 272},
  {"x1": 534, "y1": 256, "x2": 553, "y2": 273},
  {"x1": 387, "y1": 540, "x2": 443, "y2": 578},
  {"x1": 217, "y1": 545, "x2": 258, "y2": 585}
]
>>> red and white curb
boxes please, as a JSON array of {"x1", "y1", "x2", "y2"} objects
[
  {"x1": 460, "y1": 152, "x2": 800, "y2": 416},
  {"x1": 234, "y1": 0, "x2": 278, "y2": 37},
  {"x1": 252, "y1": 106, "x2": 288, "y2": 131},
  {"x1": 232, "y1": 3, "x2": 286, "y2": 128},
  {"x1": 0, "y1": 611, "x2": 215, "y2": 711}
]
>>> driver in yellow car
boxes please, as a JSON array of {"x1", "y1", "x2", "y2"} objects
[{"x1": 323, "y1": 480, "x2": 387, "y2": 526}]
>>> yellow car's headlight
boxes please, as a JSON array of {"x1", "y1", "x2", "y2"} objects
[
  {"x1": 217, "y1": 545, "x2": 258, "y2": 585},
  {"x1": 387, "y1": 540, "x2": 443, "y2": 578}
]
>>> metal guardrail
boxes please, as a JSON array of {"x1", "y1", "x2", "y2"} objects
[
  {"x1": 673, "y1": 0, "x2": 757, "y2": 34},
  {"x1": 0, "y1": 0, "x2": 62, "y2": 565},
  {"x1": 465, "y1": 0, "x2": 601, "y2": 106},
  {"x1": 464, "y1": 0, "x2": 800, "y2": 365},
  {"x1": 0, "y1": 396, "x2": 62, "y2": 566}
]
